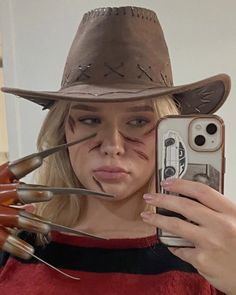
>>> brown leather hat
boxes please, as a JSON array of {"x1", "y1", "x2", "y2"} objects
[{"x1": 1, "y1": 6, "x2": 231, "y2": 114}]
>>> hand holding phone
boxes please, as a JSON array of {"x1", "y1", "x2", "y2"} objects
[{"x1": 156, "y1": 114, "x2": 225, "y2": 247}]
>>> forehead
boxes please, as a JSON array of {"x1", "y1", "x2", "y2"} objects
[{"x1": 71, "y1": 100, "x2": 154, "y2": 112}]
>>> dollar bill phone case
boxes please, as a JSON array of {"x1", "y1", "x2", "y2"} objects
[{"x1": 156, "y1": 114, "x2": 225, "y2": 247}]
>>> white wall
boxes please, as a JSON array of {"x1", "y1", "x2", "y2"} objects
[{"x1": 0, "y1": 0, "x2": 235, "y2": 198}]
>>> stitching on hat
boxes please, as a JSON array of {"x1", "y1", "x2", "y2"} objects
[
  {"x1": 114, "y1": 7, "x2": 119, "y2": 15},
  {"x1": 195, "y1": 88, "x2": 215, "y2": 111},
  {"x1": 77, "y1": 64, "x2": 91, "y2": 80},
  {"x1": 101, "y1": 8, "x2": 106, "y2": 16},
  {"x1": 137, "y1": 64, "x2": 153, "y2": 81},
  {"x1": 104, "y1": 62, "x2": 124, "y2": 78},
  {"x1": 82, "y1": 7, "x2": 158, "y2": 23},
  {"x1": 175, "y1": 87, "x2": 216, "y2": 114},
  {"x1": 122, "y1": 7, "x2": 126, "y2": 15},
  {"x1": 61, "y1": 64, "x2": 91, "y2": 87},
  {"x1": 160, "y1": 71, "x2": 170, "y2": 87}
]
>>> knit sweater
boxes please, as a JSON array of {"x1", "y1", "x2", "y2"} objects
[{"x1": 0, "y1": 232, "x2": 224, "y2": 295}]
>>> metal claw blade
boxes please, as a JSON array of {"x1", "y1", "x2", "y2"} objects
[
  {"x1": 18, "y1": 184, "x2": 114, "y2": 199},
  {"x1": 7, "y1": 133, "x2": 96, "y2": 181},
  {"x1": 6, "y1": 237, "x2": 80, "y2": 280},
  {"x1": 19, "y1": 211, "x2": 107, "y2": 240}
]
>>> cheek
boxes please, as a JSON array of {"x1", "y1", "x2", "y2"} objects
[
  {"x1": 65, "y1": 122, "x2": 75, "y2": 142},
  {"x1": 67, "y1": 147, "x2": 79, "y2": 174},
  {"x1": 132, "y1": 130, "x2": 156, "y2": 159},
  {"x1": 67, "y1": 146, "x2": 89, "y2": 185},
  {"x1": 129, "y1": 135, "x2": 156, "y2": 177}
]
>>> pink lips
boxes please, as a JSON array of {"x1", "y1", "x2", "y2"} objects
[{"x1": 93, "y1": 166, "x2": 129, "y2": 181}]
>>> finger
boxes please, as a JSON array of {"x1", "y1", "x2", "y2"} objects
[
  {"x1": 161, "y1": 178, "x2": 235, "y2": 213},
  {"x1": 0, "y1": 182, "x2": 53, "y2": 205},
  {"x1": 143, "y1": 193, "x2": 221, "y2": 226},
  {"x1": 0, "y1": 226, "x2": 34, "y2": 259},
  {"x1": 13, "y1": 203, "x2": 36, "y2": 213},
  {"x1": 141, "y1": 211, "x2": 204, "y2": 246},
  {"x1": 0, "y1": 205, "x2": 50, "y2": 234}
]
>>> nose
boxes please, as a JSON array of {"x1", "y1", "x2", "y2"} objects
[{"x1": 99, "y1": 125, "x2": 125, "y2": 157}]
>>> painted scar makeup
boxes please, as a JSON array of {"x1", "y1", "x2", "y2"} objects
[
  {"x1": 119, "y1": 131, "x2": 144, "y2": 144},
  {"x1": 132, "y1": 149, "x2": 149, "y2": 161},
  {"x1": 144, "y1": 125, "x2": 156, "y2": 136},
  {"x1": 128, "y1": 125, "x2": 155, "y2": 161},
  {"x1": 88, "y1": 142, "x2": 102, "y2": 153},
  {"x1": 92, "y1": 176, "x2": 105, "y2": 192}
]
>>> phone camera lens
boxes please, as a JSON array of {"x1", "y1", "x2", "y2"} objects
[
  {"x1": 194, "y1": 135, "x2": 206, "y2": 146},
  {"x1": 206, "y1": 123, "x2": 217, "y2": 135}
]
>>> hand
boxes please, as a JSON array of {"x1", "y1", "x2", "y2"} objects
[
  {"x1": 0, "y1": 158, "x2": 58, "y2": 259},
  {"x1": 141, "y1": 178, "x2": 236, "y2": 295},
  {"x1": 0, "y1": 141, "x2": 113, "y2": 259}
]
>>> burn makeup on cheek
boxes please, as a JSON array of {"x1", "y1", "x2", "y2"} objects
[
  {"x1": 121, "y1": 125, "x2": 156, "y2": 161},
  {"x1": 92, "y1": 176, "x2": 105, "y2": 192}
]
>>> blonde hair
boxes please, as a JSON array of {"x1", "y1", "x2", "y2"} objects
[{"x1": 34, "y1": 96, "x2": 179, "y2": 227}]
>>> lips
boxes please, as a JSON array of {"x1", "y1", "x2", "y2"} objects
[{"x1": 93, "y1": 166, "x2": 130, "y2": 181}]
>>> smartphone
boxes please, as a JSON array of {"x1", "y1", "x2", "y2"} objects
[{"x1": 156, "y1": 114, "x2": 225, "y2": 247}]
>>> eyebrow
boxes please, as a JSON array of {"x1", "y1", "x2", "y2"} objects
[
  {"x1": 71, "y1": 104, "x2": 154, "y2": 113},
  {"x1": 125, "y1": 105, "x2": 154, "y2": 113},
  {"x1": 72, "y1": 104, "x2": 99, "y2": 112}
]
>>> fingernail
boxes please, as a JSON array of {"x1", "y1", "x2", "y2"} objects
[
  {"x1": 161, "y1": 178, "x2": 174, "y2": 187},
  {"x1": 143, "y1": 194, "x2": 154, "y2": 200}
]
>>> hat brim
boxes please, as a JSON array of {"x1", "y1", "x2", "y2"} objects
[{"x1": 1, "y1": 73, "x2": 230, "y2": 114}]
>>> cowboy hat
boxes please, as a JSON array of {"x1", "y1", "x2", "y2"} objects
[{"x1": 1, "y1": 6, "x2": 231, "y2": 114}]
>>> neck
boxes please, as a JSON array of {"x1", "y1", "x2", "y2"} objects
[{"x1": 75, "y1": 187, "x2": 156, "y2": 239}]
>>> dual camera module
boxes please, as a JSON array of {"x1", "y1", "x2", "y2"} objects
[
  {"x1": 194, "y1": 123, "x2": 218, "y2": 146},
  {"x1": 189, "y1": 117, "x2": 223, "y2": 152}
]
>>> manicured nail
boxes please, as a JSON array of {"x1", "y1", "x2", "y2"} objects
[{"x1": 161, "y1": 178, "x2": 175, "y2": 187}]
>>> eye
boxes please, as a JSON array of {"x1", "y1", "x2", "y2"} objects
[
  {"x1": 78, "y1": 117, "x2": 101, "y2": 125},
  {"x1": 127, "y1": 118, "x2": 149, "y2": 127}
]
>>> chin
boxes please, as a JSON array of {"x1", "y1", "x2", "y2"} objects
[{"x1": 97, "y1": 185, "x2": 133, "y2": 201}]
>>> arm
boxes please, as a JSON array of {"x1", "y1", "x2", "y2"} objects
[{"x1": 141, "y1": 178, "x2": 236, "y2": 295}]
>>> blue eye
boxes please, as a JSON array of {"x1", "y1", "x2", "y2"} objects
[
  {"x1": 78, "y1": 117, "x2": 101, "y2": 125},
  {"x1": 128, "y1": 118, "x2": 149, "y2": 127}
]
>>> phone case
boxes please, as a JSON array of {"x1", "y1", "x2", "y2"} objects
[{"x1": 156, "y1": 114, "x2": 225, "y2": 247}]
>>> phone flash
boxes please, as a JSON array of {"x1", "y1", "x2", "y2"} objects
[{"x1": 195, "y1": 124, "x2": 202, "y2": 130}]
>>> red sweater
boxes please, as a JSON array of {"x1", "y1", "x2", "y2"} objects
[{"x1": 0, "y1": 232, "x2": 224, "y2": 295}]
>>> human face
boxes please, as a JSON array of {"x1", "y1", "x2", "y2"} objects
[{"x1": 65, "y1": 101, "x2": 157, "y2": 200}]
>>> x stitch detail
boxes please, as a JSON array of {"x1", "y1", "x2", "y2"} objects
[
  {"x1": 137, "y1": 64, "x2": 153, "y2": 81},
  {"x1": 104, "y1": 62, "x2": 125, "y2": 78}
]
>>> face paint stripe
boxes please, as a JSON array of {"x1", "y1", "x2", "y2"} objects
[
  {"x1": 133, "y1": 149, "x2": 149, "y2": 161},
  {"x1": 119, "y1": 131, "x2": 144, "y2": 145},
  {"x1": 144, "y1": 125, "x2": 156, "y2": 136},
  {"x1": 92, "y1": 176, "x2": 105, "y2": 192}
]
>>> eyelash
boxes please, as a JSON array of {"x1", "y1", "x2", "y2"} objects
[
  {"x1": 127, "y1": 118, "x2": 150, "y2": 127},
  {"x1": 77, "y1": 116, "x2": 150, "y2": 127}
]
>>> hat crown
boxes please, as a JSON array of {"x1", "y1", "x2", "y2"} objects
[
  {"x1": 61, "y1": 6, "x2": 173, "y2": 89},
  {"x1": 2, "y1": 6, "x2": 229, "y2": 115}
]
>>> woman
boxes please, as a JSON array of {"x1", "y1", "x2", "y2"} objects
[{"x1": 1, "y1": 6, "x2": 236, "y2": 295}]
